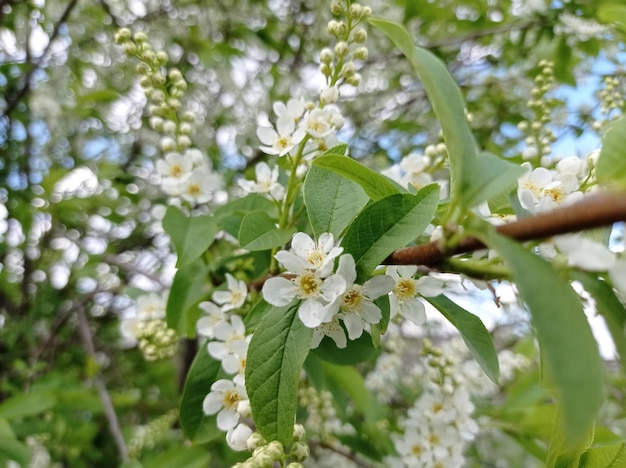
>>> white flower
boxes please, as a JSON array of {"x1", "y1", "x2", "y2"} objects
[
  {"x1": 554, "y1": 234, "x2": 616, "y2": 271},
  {"x1": 226, "y1": 423, "x2": 254, "y2": 451},
  {"x1": 238, "y1": 162, "x2": 285, "y2": 200},
  {"x1": 257, "y1": 117, "x2": 306, "y2": 157},
  {"x1": 207, "y1": 315, "x2": 248, "y2": 362},
  {"x1": 311, "y1": 316, "x2": 347, "y2": 349},
  {"x1": 262, "y1": 269, "x2": 345, "y2": 328},
  {"x1": 387, "y1": 266, "x2": 444, "y2": 325},
  {"x1": 157, "y1": 152, "x2": 192, "y2": 184},
  {"x1": 202, "y1": 378, "x2": 248, "y2": 431},
  {"x1": 179, "y1": 167, "x2": 224, "y2": 204},
  {"x1": 276, "y1": 232, "x2": 343, "y2": 277},
  {"x1": 329, "y1": 255, "x2": 394, "y2": 340},
  {"x1": 274, "y1": 98, "x2": 306, "y2": 129},
  {"x1": 196, "y1": 301, "x2": 227, "y2": 339},
  {"x1": 303, "y1": 108, "x2": 334, "y2": 138},
  {"x1": 135, "y1": 292, "x2": 166, "y2": 321},
  {"x1": 517, "y1": 163, "x2": 583, "y2": 213},
  {"x1": 213, "y1": 273, "x2": 248, "y2": 311}
]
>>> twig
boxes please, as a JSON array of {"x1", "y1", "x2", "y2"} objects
[
  {"x1": 384, "y1": 191, "x2": 626, "y2": 265},
  {"x1": 76, "y1": 306, "x2": 129, "y2": 463}
]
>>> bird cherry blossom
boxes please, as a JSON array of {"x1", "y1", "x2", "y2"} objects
[
  {"x1": 387, "y1": 266, "x2": 444, "y2": 326},
  {"x1": 203, "y1": 378, "x2": 249, "y2": 431},
  {"x1": 238, "y1": 162, "x2": 285, "y2": 201},
  {"x1": 213, "y1": 273, "x2": 248, "y2": 311}
]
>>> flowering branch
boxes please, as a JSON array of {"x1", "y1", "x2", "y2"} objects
[{"x1": 384, "y1": 191, "x2": 626, "y2": 266}]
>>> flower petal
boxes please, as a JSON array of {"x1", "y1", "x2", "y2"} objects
[{"x1": 262, "y1": 277, "x2": 296, "y2": 306}]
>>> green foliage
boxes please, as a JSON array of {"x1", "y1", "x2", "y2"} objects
[
  {"x1": 303, "y1": 165, "x2": 369, "y2": 239},
  {"x1": 245, "y1": 302, "x2": 313, "y2": 446},
  {"x1": 166, "y1": 259, "x2": 210, "y2": 336},
  {"x1": 597, "y1": 116, "x2": 626, "y2": 188},
  {"x1": 179, "y1": 350, "x2": 224, "y2": 444},
  {"x1": 238, "y1": 211, "x2": 295, "y2": 251},
  {"x1": 312, "y1": 154, "x2": 402, "y2": 201},
  {"x1": 162, "y1": 207, "x2": 219, "y2": 268},
  {"x1": 341, "y1": 185, "x2": 440, "y2": 281},
  {"x1": 472, "y1": 222, "x2": 604, "y2": 445},
  {"x1": 427, "y1": 295, "x2": 499, "y2": 383}
]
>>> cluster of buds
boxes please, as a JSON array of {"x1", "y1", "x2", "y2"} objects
[
  {"x1": 134, "y1": 319, "x2": 178, "y2": 361},
  {"x1": 517, "y1": 59, "x2": 557, "y2": 164},
  {"x1": 127, "y1": 409, "x2": 178, "y2": 459},
  {"x1": 593, "y1": 75, "x2": 624, "y2": 131},
  {"x1": 319, "y1": 1, "x2": 371, "y2": 88},
  {"x1": 232, "y1": 426, "x2": 309, "y2": 468},
  {"x1": 115, "y1": 28, "x2": 193, "y2": 152}
]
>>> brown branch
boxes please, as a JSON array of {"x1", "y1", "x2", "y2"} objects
[
  {"x1": 76, "y1": 306, "x2": 129, "y2": 463},
  {"x1": 384, "y1": 191, "x2": 626, "y2": 266}
]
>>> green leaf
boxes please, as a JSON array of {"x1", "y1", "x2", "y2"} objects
[
  {"x1": 0, "y1": 391, "x2": 57, "y2": 419},
  {"x1": 0, "y1": 418, "x2": 30, "y2": 466},
  {"x1": 166, "y1": 258, "x2": 210, "y2": 337},
  {"x1": 471, "y1": 222, "x2": 604, "y2": 444},
  {"x1": 368, "y1": 17, "x2": 479, "y2": 209},
  {"x1": 341, "y1": 185, "x2": 439, "y2": 282},
  {"x1": 465, "y1": 153, "x2": 526, "y2": 208},
  {"x1": 179, "y1": 350, "x2": 223, "y2": 443},
  {"x1": 162, "y1": 207, "x2": 220, "y2": 268},
  {"x1": 547, "y1": 404, "x2": 594, "y2": 468},
  {"x1": 597, "y1": 4, "x2": 626, "y2": 34},
  {"x1": 426, "y1": 295, "x2": 499, "y2": 383},
  {"x1": 321, "y1": 362, "x2": 386, "y2": 424},
  {"x1": 303, "y1": 165, "x2": 369, "y2": 239},
  {"x1": 571, "y1": 272, "x2": 626, "y2": 374},
  {"x1": 312, "y1": 154, "x2": 402, "y2": 201},
  {"x1": 143, "y1": 446, "x2": 212, "y2": 468},
  {"x1": 245, "y1": 301, "x2": 313, "y2": 446},
  {"x1": 238, "y1": 211, "x2": 295, "y2": 251},
  {"x1": 313, "y1": 332, "x2": 379, "y2": 365},
  {"x1": 580, "y1": 443, "x2": 626, "y2": 467},
  {"x1": 597, "y1": 116, "x2": 626, "y2": 187},
  {"x1": 214, "y1": 194, "x2": 278, "y2": 238}
]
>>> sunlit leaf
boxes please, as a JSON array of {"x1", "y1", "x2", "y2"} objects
[
  {"x1": 313, "y1": 154, "x2": 402, "y2": 201},
  {"x1": 597, "y1": 116, "x2": 626, "y2": 188},
  {"x1": 303, "y1": 165, "x2": 369, "y2": 239},
  {"x1": 341, "y1": 185, "x2": 439, "y2": 282}
]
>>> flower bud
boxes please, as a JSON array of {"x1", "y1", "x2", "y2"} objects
[
  {"x1": 346, "y1": 73, "x2": 361, "y2": 87},
  {"x1": 156, "y1": 51, "x2": 169, "y2": 65},
  {"x1": 160, "y1": 137, "x2": 177, "y2": 152},
  {"x1": 179, "y1": 122, "x2": 193, "y2": 135},
  {"x1": 135, "y1": 62, "x2": 151, "y2": 75},
  {"x1": 353, "y1": 28, "x2": 367, "y2": 43},
  {"x1": 329, "y1": 0, "x2": 343, "y2": 15},
  {"x1": 182, "y1": 111, "x2": 196, "y2": 123},
  {"x1": 319, "y1": 64, "x2": 332, "y2": 77},
  {"x1": 122, "y1": 42, "x2": 137, "y2": 55},
  {"x1": 290, "y1": 441, "x2": 310, "y2": 461},
  {"x1": 150, "y1": 116, "x2": 164, "y2": 131},
  {"x1": 320, "y1": 86, "x2": 339, "y2": 104},
  {"x1": 353, "y1": 46, "x2": 368, "y2": 61},
  {"x1": 167, "y1": 98, "x2": 181, "y2": 110},
  {"x1": 292, "y1": 424, "x2": 306, "y2": 441},
  {"x1": 334, "y1": 41, "x2": 349, "y2": 57},
  {"x1": 349, "y1": 3, "x2": 364, "y2": 19},
  {"x1": 115, "y1": 28, "x2": 131, "y2": 44},
  {"x1": 177, "y1": 135, "x2": 192, "y2": 148},
  {"x1": 139, "y1": 76, "x2": 152, "y2": 88},
  {"x1": 162, "y1": 120, "x2": 177, "y2": 134},
  {"x1": 247, "y1": 432, "x2": 266, "y2": 451},
  {"x1": 134, "y1": 32, "x2": 148, "y2": 43},
  {"x1": 319, "y1": 48, "x2": 333, "y2": 64},
  {"x1": 335, "y1": 21, "x2": 348, "y2": 37},
  {"x1": 341, "y1": 61, "x2": 356, "y2": 77}
]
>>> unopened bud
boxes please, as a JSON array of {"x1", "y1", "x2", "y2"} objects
[
  {"x1": 353, "y1": 28, "x2": 367, "y2": 43},
  {"x1": 156, "y1": 51, "x2": 169, "y2": 65},
  {"x1": 319, "y1": 48, "x2": 333, "y2": 64},
  {"x1": 329, "y1": 0, "x2": 343, "y2": 15},
  {"x1": 353, "y1": 46, "x2": 368, "y2": 61},
  {"x1": 349, "y1": 4, "x2": 364, "y2": 19},
  {"x1": 334, "y1": 41, "x2": 349, "y2": 57},
  {"x1": 134, "y1": 32, "x2": 148, "y2": 43}
]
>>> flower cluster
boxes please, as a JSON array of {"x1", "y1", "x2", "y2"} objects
[
  {"x1": 127, "y1": 409, "x2": 179, "y2": 459},
  {"x1": 115, "y1": 29, "x2": 224, "y2": 205},
  {"x1": 382, "y1": 145, "x2": 449, "y2": 196},
  {"x1": 262, "y1": 232, "x2": 394, "y2": 348},
  {"x1": 197, "y1": 274, "x2": 254, "y2": 448},
  {"x1": 384, "y1": 340, "x2": 480, "y2": 467},
  {"x1": 231, "y1": 425, "x2": 309, "y2": 468}
]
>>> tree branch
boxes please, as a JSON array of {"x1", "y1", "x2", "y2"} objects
[
  {"x1": 384, "y1": 191, "x2": 626, "y2": 266},
  {"x1": 76, "y1": 306, "x2": 129, "y2": 463}
]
